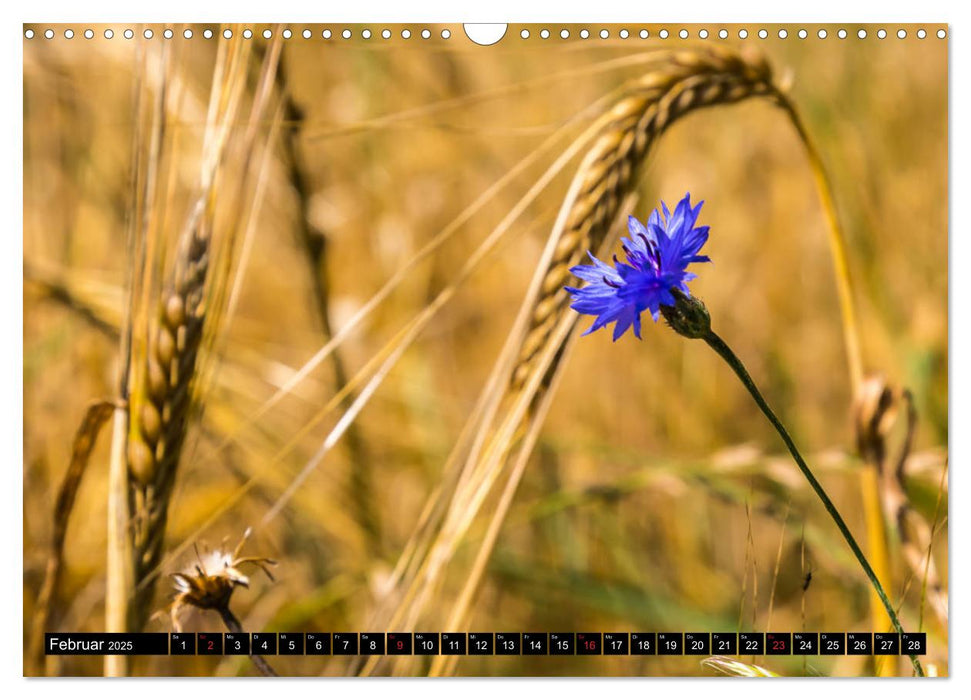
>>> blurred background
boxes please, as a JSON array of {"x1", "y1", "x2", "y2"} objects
[{"x1": 23, "y1": 24, "x2": 947, "y2": 676}]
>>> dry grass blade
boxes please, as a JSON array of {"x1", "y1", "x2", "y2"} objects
[
  {"x1": 916, "y1": 467, "x2": 949, "y2": 627},
  {"x1": 25, "y1": 262, "x2": 121, "y2": 340},
  {"x1": 765, "y1": 500, "x2": 791, "y2": 632},
  {"x1": 703, "y1": 656, "x2": 781, "y2": 677},
  {"x1": 27, "y1": 400, "x2": 116, "y2": 676},
  {"x1": 303, "y1": 49, "x2": 681, "y2": 141}
]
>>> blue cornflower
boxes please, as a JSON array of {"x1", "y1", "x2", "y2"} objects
[{"x1": 565, "y1": 192, "x2": 711, "y2": 341}]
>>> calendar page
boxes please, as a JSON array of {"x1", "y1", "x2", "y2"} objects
[{"x1": 22, "y1": 21, "x2": 948, "y2": 679}]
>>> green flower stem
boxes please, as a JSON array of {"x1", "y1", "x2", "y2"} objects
[{"x1": 703, "y1": 329, "x2": 924, "y2": 677}]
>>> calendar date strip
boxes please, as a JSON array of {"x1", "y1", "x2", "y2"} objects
[{"x1": 45, "y1": 631, "x2": 927, "y2": 657}]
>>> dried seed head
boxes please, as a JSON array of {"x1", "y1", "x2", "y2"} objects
[
  {"x1": 169, "y1": 529, "x2": 276, "y2": 628},
  {"x1": 854, "y1": 373, "x2": 899, "y2": 464}
]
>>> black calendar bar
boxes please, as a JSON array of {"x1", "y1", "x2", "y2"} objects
[
  {"x1": 468, "y1": 632, "x2": 493, "y2": 655},
  {"x1": 252, "y1": 633, "x2": 277, "y2": 655},
  {"x1": 821, "y1": 632, "x2": 845, "y2": 655},
  {"x1": 43, "y1": 631, "x2": 928, "y2": 656},
  {"x1": 360, "y1": 633, "x2": 385, "y2": 655},
  {"x1": 740, "y1": 632, "x2": 765, "y2": 655},
  {"x1": 848, "y1": 633, "x2": 873, "y2": 656},
  {"x1": 875, "y1": 633, "x2": 900, "y2": 655},
  {"x1": 903, "y1": 633, "x2": 927, "y2": 656},
  {"x1": 658, "y1": 632, "x2": 683, "y2": 655},
  {"x1": 631, "y1": 633, "x2": 656, "y2": 655},
  {"x1": 333, "y1": 633, "x2": 358, "y2": 655}
]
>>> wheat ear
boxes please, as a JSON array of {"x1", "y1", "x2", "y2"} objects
[
  {"x1": 126, "y1": 205, "x2": 211, "y2": 627},
  {"x1": 510, "y1": 46, "x2": 780, "y2": 392}
]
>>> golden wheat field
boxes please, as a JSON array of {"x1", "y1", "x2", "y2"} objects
[{"x1": 22, "y1": 23, "x2": 948, "y2": 677}]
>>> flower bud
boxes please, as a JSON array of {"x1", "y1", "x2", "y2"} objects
[{"x1": 660, "y1": 288, "x2": 711, "y2": 339}]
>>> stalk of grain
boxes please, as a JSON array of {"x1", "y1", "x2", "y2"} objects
[
  {"x1": 106, "y1": 30, "x2": 281, "y2": 659},
  {"x1": 105, "y1": 38, "x2": 170, "y2": 675},
  {"x1": 108, "y1": 34, "x2": 236, "y2": 648}
]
